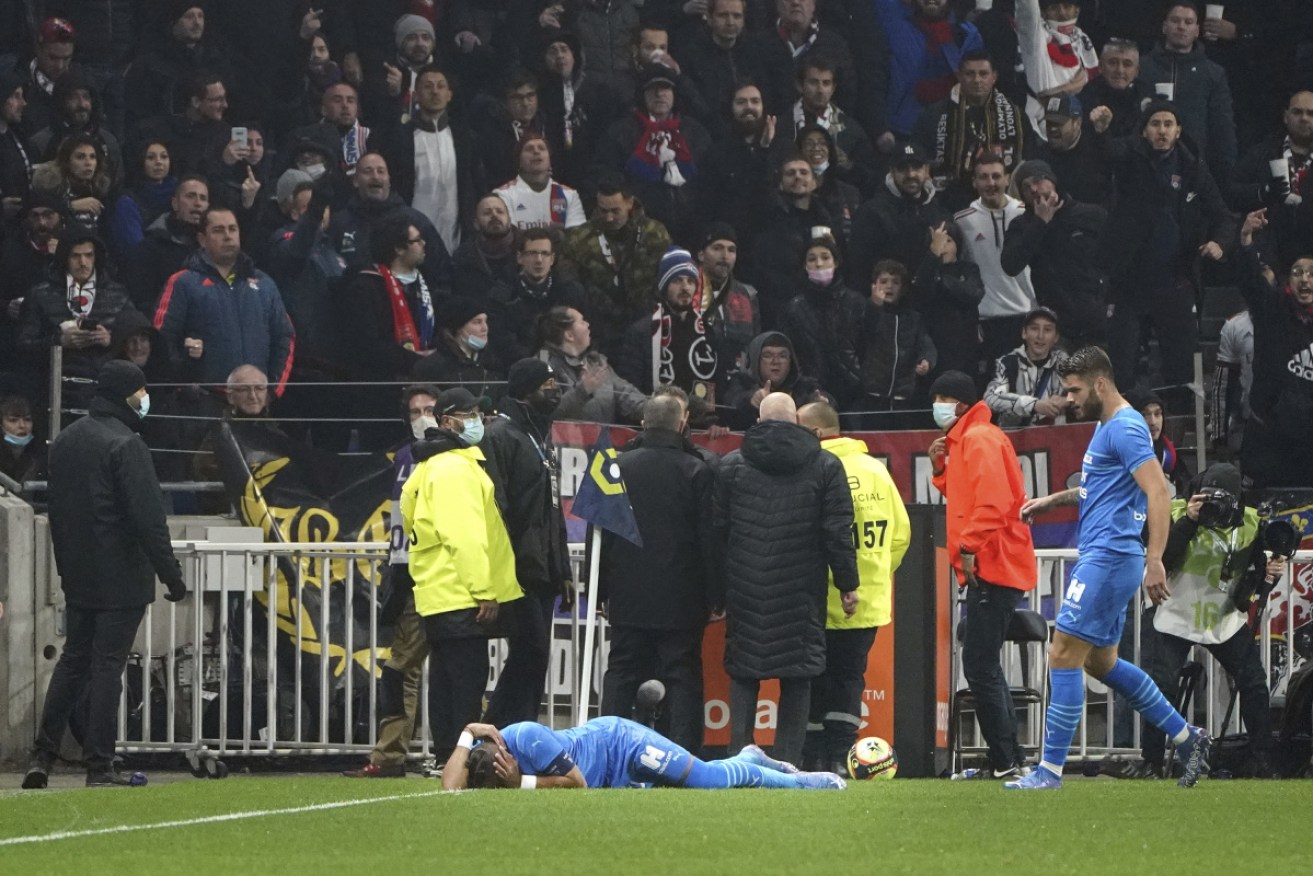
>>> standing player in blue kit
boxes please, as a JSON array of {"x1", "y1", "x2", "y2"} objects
[{"x1": 1016, "y1": 347, "x2": 1210, "y2": 789}]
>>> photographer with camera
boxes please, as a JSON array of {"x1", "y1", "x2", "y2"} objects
[{"x1": 1129, "y1": 463, "x2": 1292, "y2": 779}]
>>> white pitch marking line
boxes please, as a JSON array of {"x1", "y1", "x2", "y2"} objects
[{"x1": 0, "y1": 788, "x2": 462, "y2": 847}]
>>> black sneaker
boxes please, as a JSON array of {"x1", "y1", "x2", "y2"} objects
[
  {"x1": 951, "y1": 764, "x2": 1030, "y2": 781},
  {"x1": 1110, "y1": 760, "x2": 1162, "y2": 780},
  {"x1": 86, "y1": 769, "x2": 134, "y2": 787},
  {"x1": 22, "y1": 752, "x2": 53, "y2": 789}
]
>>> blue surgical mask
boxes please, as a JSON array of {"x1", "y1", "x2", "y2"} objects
[
  {"x1": 136, "y1": 393, "x2": 151, "y2": 419},
  {"x1": 4, "y1": 432, "x2": 33, "y2": 447},
  {"x1": 461, "y1": 417, "x2": 484, "y2": 445},
  {"x1": 465, "y1": 334, "x2": 488, "y2": 351},
  {"x1": 932, "y1": 401, "x2": 958, "y2": 430}
]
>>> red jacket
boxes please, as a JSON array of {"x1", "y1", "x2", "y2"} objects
[{"x1": 931, "y1": 401, "x2": 1037, "y2": 590}]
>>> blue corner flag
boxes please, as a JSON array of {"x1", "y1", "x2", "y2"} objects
[{"x1": 572, "y1": 430, "x2": 643, "y2": 547}]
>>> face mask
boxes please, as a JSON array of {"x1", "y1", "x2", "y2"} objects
[
  {"x1": 4, "y1": 432, "x2": 33, "y2": 447},
  {"x1": 811, "y1": 160, "x2": 830, "y2": 175},
  {"x1": 302, "y1": 163, "x2": 326, "y2": 180},
  {"x1": 411, "y1": 415, "x2": 437, "y2": 440},
  {"x1": 807, "y1": 267, "x2": 835, "y2": 285},
  {"x1": 465, "y1": 334, "x2": 488, "y2": 351},
  {"x1": 461, "y1": 417, "x2": 484, "y2": 445},
  {"x1": 136, "y1": 393, "x2": 151, "y2": 419},
  {"x1": 932, "y1": 401, "x2": 959, "y2": 430}
]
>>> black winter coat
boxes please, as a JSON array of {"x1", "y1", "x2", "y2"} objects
[
  {"x1": 781, "y1": 279, "x2": 866, "y2": 407},
  {"x1": 1001, "y1": 199, "x2": 1109, "y2": 346},
  {"x1": 127, "y1": 213, "x2": 197, "y2": 310},
  {"x1": 713, "y1": 420, "x2": 857, "y2": 679},
  {"x1": 849, "y1": 181, "x2": 953, "y2": 293},
  {"x1": 912, "y1": 253, "x2": 984, "y2": 377},
  {"x1": 1236, "y1": 245, "x2": 1313, "y2": 444},
  {"x1": 48, "y1": 396, "x2": 182, "y2": 609},
  {"x1": 599, "y1": 428, "x2": 719, "y2": 629},
  {"x1": 745, "y1": 195, "x2": 836, "y2": 329},
  {"x1": 480, "y1": 400, "x2": 570, "y2": 598}
]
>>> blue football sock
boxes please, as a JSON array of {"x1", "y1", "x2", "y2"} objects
[
  {"x1": 1102, "y1": 658, "x2": 1188, "y2": 741},
  {"x1": 682, "y1": 757, "x2": 800, "y2": 789},
  {"x1": 1041, "y1": 668, "x2": 1086, "y2": 772}
]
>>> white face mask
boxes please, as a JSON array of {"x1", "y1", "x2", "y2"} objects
[
  {"x1": 811, "y1": 160, "x2": 830, "y2": 175},
  {"x1": 411, "y1": 415, "x2": 437, "y2": 440},
  {"x1": 136, "y1": 393, "x2": 151, "y2": 419},
  {"x1": 302, "y1": 162, "x2": 327, "y2": 180},
  {"x1": 932, "y1": 401, "x2": 959, "y2": 430}
]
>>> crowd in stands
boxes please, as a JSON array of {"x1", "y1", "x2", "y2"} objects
[{"x1": 2, "y1": 0, "x2": 1313, "y2": 491}]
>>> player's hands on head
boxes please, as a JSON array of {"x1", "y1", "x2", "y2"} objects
[
  {"x1": 465, "y1": 722, "x2": 507, "y2": 750},
  {"x1": 493, "y1": 747, "x2": 522, "y2": 788}
]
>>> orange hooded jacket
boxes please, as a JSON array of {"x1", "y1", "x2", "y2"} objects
[{"x1": 931, "y1": 401, "x2": 1037, "y2": 591}]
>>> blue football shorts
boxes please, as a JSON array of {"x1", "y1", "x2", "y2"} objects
[{"x1": 1055, "y1": 553, "x2": 1144, "y2": 647}]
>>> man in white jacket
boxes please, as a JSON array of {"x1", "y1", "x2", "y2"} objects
[{"x1": 953, "y1": 152, "x2": 1037, "y2": 366}]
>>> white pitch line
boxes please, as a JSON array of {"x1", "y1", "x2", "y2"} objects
[{"x1": 0, "y1": 787, "x2": 461, "y2": 847}]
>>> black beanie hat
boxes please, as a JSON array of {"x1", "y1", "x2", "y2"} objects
[
  {"x1": 95, "y1": 360, "x2": 147, "y2": 401},
  {"x1": 437, "y1": 296, "x2": 487, "y2": 334},
  {"x1": 1200, "y1": 463, "x2": 1242, "y2": 497},
  {"x1": 1140, "y1": 99, "x2": 1181, "y2": 132},
  {"x1": 929, "y1": 370, "x2": 979, "y2": 406},
  {"x1": 506, "y1": 358, "x2": 553, "y2": 399}
]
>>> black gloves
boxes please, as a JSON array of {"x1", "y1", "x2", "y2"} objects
[{"x1": 164, "y1": 578, "x2": 187, "y2": 602}]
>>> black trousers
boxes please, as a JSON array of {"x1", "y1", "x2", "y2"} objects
[
  {"x1": 805, "y1": 627, "x2": 879, "y2": 767},
  {"x1": 980, "y1": 316, "x2": 1027, "y2": 375},
  {"x1": 961, "y1": 579, "x2": 1026, "y2": 771},
  {"x1": 1138, "y1": 606, "x2": 1272, "y2": 766},
  {"x1": 1107, "y1": 282, "x2": 1198, "y2": 401},
  {"x1": 35, "y1": 604, "x2": 146, "y2": 771},
  {"x1": 728, "y1": 676, "x2": 811, "y2": 767},
  {"x1": 483, "y1": 594, "x2": 555, "y2": 727},
  {"x1": 600, "y1": 624, "x2": 705, "y2": 754},
  {"x1": 422, "y1": 617, "x2": 490, "y2": 761}
]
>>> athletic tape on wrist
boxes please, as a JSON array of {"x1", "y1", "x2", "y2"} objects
[
  {"x1": 457, "y1": 731, "x2": 474, "y2": 750},
  {"x1": 520, "y1": 775, "x2": 537, "y2": 790}
]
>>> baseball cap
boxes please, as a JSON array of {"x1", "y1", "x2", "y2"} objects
[
  {"x1": 891, "y1": 142, "x2": 931, "y2": 167},
  {"x1": 1043, "y1": 94, "x2": 1082, "y2": 118},
  {"x1": 437, "y1": 387, "x2": 482, "y2": 415}
]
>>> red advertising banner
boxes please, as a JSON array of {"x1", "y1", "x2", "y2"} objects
[{"x1": 552, "y1": 421, "x2": 1095, "y2": 749}]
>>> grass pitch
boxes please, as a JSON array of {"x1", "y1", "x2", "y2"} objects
[{"x1": 1, "y1": 774, "x2": 1310, "y2": 875}]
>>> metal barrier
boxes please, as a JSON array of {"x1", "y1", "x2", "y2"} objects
[{"x1": 950, "y1": 549, "x2": 1312, "y2": 766}]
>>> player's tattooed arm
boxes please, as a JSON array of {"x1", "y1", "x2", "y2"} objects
[{"x1": 1020, "y1": 488, "x2": 1080, "y2": 523}]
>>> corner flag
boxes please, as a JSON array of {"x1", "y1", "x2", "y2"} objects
[{"x1": 572, "y1": 430, "x2": 643, "y2": 547}]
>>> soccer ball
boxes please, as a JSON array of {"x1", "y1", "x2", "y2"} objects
[{"x1": 846, "y1": 736, "x2": 897, "y2": 780}]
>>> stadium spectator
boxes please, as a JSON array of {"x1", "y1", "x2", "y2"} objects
[
  {"x1": 617, "y1": 248, "x2": 720, "y2": 400},
  {"x1": 16, "y1": 16, "x2": 77, "y2": 139},
  {"x1": 450, "y1": 194, "x2": 519, "y2": 303},
  {"x1": 562, "y1": 179, "x2": 672, "y2": 354},
  {"x1": 1137, "y1": 2, "x2": 1238, "y2": 176},
  {"x1": 747, "y1": 155, "x2": 834, "y2": 329},
  {"x1": 599, "y1": 389, "x2": 718, "y2": 752},
  {"x1": 786, "y1": 56, "x2": 876, "y2": 196},
  {"x1": 360, "y1": 13, "x2": 439, "y2": 129},
  {"x1": 911, "y1": 219, "x2": 983, "y2": 378},
  {"x1": 622, "y1": 24, "x2": 713, "y2": 129},
  {"x1": 0, "y1": 192, "x2": 64, "y2": 320},
  {"x1": 695, "y1": 81, "x2": 777, "y2": 249},
  {"x1": 0, "y1": 72, "x2": 32, "y2": 211},
  {"x1": 30, "y1": 133, "x2": 112, "y2": 230},
  {"x1": 481, "y1": 358, "x2": 573, "y2": 727},
  {"x1": 471, "y1": 69, "x2": 547, "y2": 187},
  {"x1": 0, "y1": 394, "x2": 47, "y2": 485},
  {"x1": 540, "y1": 306, "x2": 647, "y2": 427},
  {"x1": 1090, "y1": 100, "x2": 1233, "y2": 401},
  {"x1": 41, "y1": 2, "x2": 139, "y2": 136},
  {"x1": 17, "y1": 226, "x2": 139, "y2": 398},
  {"x1": 493, "y1": 137, "x2": 585, "y2": 230},
  {"x1": 30, "y1": 68, "x2": 122, "y2": 185},
  {"x1": 152, "y1": 207, "x2": 296, "y2": 395},
  {"x1": 204, "y1": 119, "x2": 269, "y2": 220},
  {"x1": 875, "y1": 0, "x2": 983, "y2": 138},
  {"x1": 108, "y1": 141, "x2": 176, "y2": 262},
  {"x1": 850, "y1": 142, "x2": 952, "y2": 296},
  {"x1": 721, "y1": 330, "x2": 822, "y2": 430},
  {"x1": 796, "y1": 125, "x2": 861, "y2": 249},
  {"x1": 134, "y1": 71, "x2": 233, "y2": 179},
  {"x1": 1014, "y1": 0, "x2": 1100, "y2": 139},
  {"x1": 714, "y1": 391, "x2": 858, "y2": 766},
  {"x1": 486, "y1": 229, "x2": 588, "y2": 364},
  {"x1": 1030, "y1": 95, "x2": 1107, "y2": 207},
  {"x1": 594, "y1": 64, "x2": 711, "y2": 244},
  {"x1": 339, "y1": 214, "x2": 437, "y2": 382},
  {"x1": 954, "y1": 152, "x2": 1037, "y2": 366},
  {"x1": 1127, "y1": 388, "x2": 1191, "y2": 498},
  {"x1": 798, "y1": 400, "x2": 909, "y2": 774},
  {"x1": 327, "y1": 152, "x2": 451, "y2": 290},
  {"x1": 266, "y1": 177, "x2": 346, "y2": 369},
  {"x1": 860, "y1": 259, "x2": 935, "y2": 426},
  {"x1": 927, "y1": 370, "x2": 1036, "y2": 780},
  {"x1": 127, "y1": 174, "x2": 208, "y2": 309},
  {"x1": 344, "y1": 384, "x2": 439, "y2": 779},
  {"x1": 413, "y1": 296, "x2": 504, "y2": 399},
  {"x1": 911, "y1": 51, "x2": 1025, "y2": 210},
  {"x1": 1210, "y1": 308, "x2": 1253, "y2": 456},
  {"x1": 544, "y1": 0, "x2": 642, "y2": 99},
  {"x1": 1000, "y1": 160, "x2": 1107, "y2": 349},
  {"x1": 401, "y1": 386, "x2": 523, "y2": 763},
  {"x1": 123, "y1": 4, "x2": 247, "y2": 132},
  {"x1": 1078, "y1": 38, "x2": 1151, "y2": 139},
  {"x1": 678, "y1": 0, "x2": 769, "y2": 137},
  {"x1": 532, "y1": 28, "x2": 623, "y2": 191},
  {"x1": 23, "y1": 360, "x2": 185, "y2": 789},
  {"x1": 694, "y1": 223, "x2": 759, "y2": 395},
  {"x1": 759, "y1": 0, "x2": 861, "y2": 131},
  {"x1": 1225, "y1": 90, "x2": 1313, "y2": 269},
  {"x1": 781, "y1": 233, "x2": 865, "y2": 408},
  {"x1": 1233, "y1": 208, "x2": 1313, "y2": 489},
  {"x1": 983, "y1": 306, "x2": 1070, "y2": 428}
]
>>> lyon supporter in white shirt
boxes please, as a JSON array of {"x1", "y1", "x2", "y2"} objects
[{"x1": 494, "y1": 137, "x2": 585, "y2": 230}]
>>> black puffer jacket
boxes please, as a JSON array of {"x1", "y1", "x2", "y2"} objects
[
  {"x1": 480, "y1": 399, "x2": 571, "y2": 599},
  {"x1": 713, "y1": 420, "x2": 857, "y2": 680},
  {"x1": 48, "y1": 395, "x2": 183, "y2": 609},
  {"x1": 599, "y1": 428, "x2": 719, "y2": 629},
  {"x1": 781, "y1": 278, "x2": 866, "y2": 408}
]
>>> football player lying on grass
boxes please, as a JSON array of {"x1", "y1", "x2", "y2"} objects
[{"x1": 442, "y1": 717, "x2": 847, "y2": 790}]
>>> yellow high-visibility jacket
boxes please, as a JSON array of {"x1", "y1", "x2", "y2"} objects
[
  {"x1": 821, "y1": 436, "x2": 911, "y2": 628},
  {"x1": 400, "y1": 442, "x2": 523, "y2": 617}
]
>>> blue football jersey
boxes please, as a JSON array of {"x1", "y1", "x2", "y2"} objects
[
  {"x1": 499, "y1": 720, "x2": 612, "y2": 788},
  {"x1": 1075, "y1": 406, "x2": 1157, "y2": 557}
]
